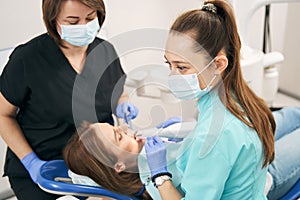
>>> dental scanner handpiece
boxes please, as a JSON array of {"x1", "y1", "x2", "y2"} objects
[
  {"x1": 136, "y1": 135, "x2": 182, "y2": 144},
  {"x1": 136, "y1": 126, "x2": 184, "y2": 143},
  {"x1": 136, "y1": 121, "x2": 197, "y2": 142}
]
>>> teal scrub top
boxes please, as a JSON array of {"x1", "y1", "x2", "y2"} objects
[{"x1": 176, "y1": 91, "x2": 268, "y2": 200}]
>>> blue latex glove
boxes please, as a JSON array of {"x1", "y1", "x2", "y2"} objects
[
  {"x1": 156, "y1": 116, "x2": 182, "y2": 129},
  {"x1": 21, "y1": 152, "x2": 46, "y2": 184},
  {"x1": 145, "y1": 136, "x2": 168, "y2": 177},
  {"x1": 116, "y1": 102, "x2": 139, "y2": 123}
]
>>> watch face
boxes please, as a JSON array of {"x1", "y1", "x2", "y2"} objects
[
  {"x1": 156, "y1": 177, "x2": 163, "y2": 185},
  {"x1": 155, "y1": 175, "x2": 171, "y2": 187}
]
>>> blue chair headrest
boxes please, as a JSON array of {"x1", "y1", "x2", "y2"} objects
[{"x1": 38, "y1": 160, "x2": 139, "y2": 200}]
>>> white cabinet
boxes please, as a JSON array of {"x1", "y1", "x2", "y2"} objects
[{"x1": 0, "y1": 138, "x2": 14, "y2": 199}]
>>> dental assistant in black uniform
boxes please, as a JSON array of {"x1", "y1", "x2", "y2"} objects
[{"x1": 0, "y1": 0, "x2": 138, "y2": 199}]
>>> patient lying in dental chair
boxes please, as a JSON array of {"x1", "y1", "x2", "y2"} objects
[
  {"x1": 63, "y1": 119, "x2": 192, "y2": 200},
  {"x1": 63, "y1": 107, "x2": 300, "y2": 200}
]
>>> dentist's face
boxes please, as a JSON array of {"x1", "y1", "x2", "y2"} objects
[
  {"x1": 56, "y1": 0, "x2": 97, "y2": 35},
  {"x1": 164, "y1": 33, "x2": 213, "y2": 89}
]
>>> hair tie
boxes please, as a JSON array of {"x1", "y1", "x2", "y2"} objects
[{"x1": 201, "y1": 3, "x2": 217, "y2": 14}]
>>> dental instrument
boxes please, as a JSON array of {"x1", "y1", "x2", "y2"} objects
[{"x1": 124, "y1": 111, "x2": 134, "y2": 130}]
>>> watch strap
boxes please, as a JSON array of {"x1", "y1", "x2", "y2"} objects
[{"x1": 151, "y1": 172, "x2": 172, "y2": 182}]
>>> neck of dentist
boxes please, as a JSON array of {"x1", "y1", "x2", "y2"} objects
[{"x1": 60, "y1": 42, "x2": 88, "y2": 74}]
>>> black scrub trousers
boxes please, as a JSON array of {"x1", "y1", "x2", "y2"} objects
[{"x1": 0, "y1": 33, "x2": 125, "y2": 200}]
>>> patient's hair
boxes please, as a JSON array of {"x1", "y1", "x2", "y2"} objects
[{"x1": 63, "y1": 121, "x2": 152, "y2": 200}]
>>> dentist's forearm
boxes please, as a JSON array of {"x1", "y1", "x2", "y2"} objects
[
  {"x1": 158, "y1": 180, "x2": 182, "y2": 200},
  {"x1": 0, "y1": 116, "x2": 33, "y2": 160},
  {"x1": 117, "y1": 89, "x2": 129, "y2": 104}
]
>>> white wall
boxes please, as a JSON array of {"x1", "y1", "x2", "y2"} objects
[
  {"x1": 0, "y1": 1, "x2": 45, "y2": 49},
  {"x1": 278, "y1": 3, "x2": 300, "y2": 98},
  {"x1": 0, "y1": 0, "x2": 203, "y2": 48}
]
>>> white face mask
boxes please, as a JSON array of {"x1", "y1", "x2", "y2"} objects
[
  {"x1": 60, "y1": 17, "x2": 100, "y2": 47},
  {"x1": 168, "y1": 58, "x2": 217, "y2": 100}
]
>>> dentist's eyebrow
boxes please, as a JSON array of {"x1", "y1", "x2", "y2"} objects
[
  {"x1": 66, "y1": 16, "x2": 79, "y2": 19},
  {"x1": 164, "y1": 55, "x2": 189, "y2": 64},
  {"x1": 65, "y1": 11, "x2": 96, "y2": 19},
  {"x1": 173, "y1": 61, "x2": 189, "y2": 64},
  {"x1": 87, "y1": 10, "x2": 96, "y2": 16}
]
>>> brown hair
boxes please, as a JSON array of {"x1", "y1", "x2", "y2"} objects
[
  {"x1": 63, "y1": 121, "x2": 152, "y2": 199},
  {"x1": 170, "y1": 0, "x2": 275, "y2": 167},
  {"x1": 42, "y1": 0, "x2": 106, "y2": 47}
]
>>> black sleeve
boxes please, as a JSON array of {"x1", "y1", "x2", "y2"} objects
[
  {"x1": 110, "y1": 53, "x2": 126, "y2": 114},
  {"x1": 102, "y1": 42, "x2": 126, "y2": 114},
  {"x1": 0, "y1": 50, "x2": 29, "y2": 107}
]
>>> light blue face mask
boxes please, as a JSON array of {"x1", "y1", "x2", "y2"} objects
[
  {"x1": 60, "y1": 17, "x2": 100, "y2": 47},
  {"x1": 168, "y1": 58, "x2": 217, "y2": 100}
]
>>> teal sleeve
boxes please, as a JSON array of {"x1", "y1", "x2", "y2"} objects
[
  {"x1": 178, "y1": 120, "x2": 266, "y2": 199},
  {"x1": 179, "y1": 140, "x2": 231, "y2": 200}
]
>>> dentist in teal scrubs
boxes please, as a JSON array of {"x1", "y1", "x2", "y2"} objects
[{"x1": 144, "y1": 0, "x2": 276, "y2": 199}]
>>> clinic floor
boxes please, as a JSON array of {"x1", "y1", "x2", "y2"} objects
[{"x1": 4, "y1": 92, "x2": 300, "y2": 200}]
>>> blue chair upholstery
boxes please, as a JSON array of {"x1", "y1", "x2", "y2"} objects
[
  {"x1": 279, "y1": 179, "x2": 300, "y2": 200},
  {"x1": 38, "y1": 160, "x2": 139, "y2": 200}
]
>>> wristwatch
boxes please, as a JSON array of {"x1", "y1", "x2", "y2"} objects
[{"x1": 154, "y1": 175, "x2": 172, "y2": 188}]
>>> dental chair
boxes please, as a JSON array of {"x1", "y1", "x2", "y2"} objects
[
  {"x1": 38, "y1": 160, "x2": 139, "y2": 200},
  {"x1": 279, "y1": 178, "x2": 300, "y2": 200},
  {"x1": 39, "y1": 160, "x2": 300, "y2": 200}
]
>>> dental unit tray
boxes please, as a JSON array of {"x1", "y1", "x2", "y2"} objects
[{"x1": 38, "y1": 160, "x2": 139, "y2": 200}]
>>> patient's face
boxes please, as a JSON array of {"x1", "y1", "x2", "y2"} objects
[{"x1": 91, "y1": 123, "x2": 145, "y2": 155}]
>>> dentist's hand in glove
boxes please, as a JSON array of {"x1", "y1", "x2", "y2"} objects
[
  {"x1": 145, "y1": 136, "x2": 168, "y2": 177},
  {"x1": 156, "y1": 116, "x2": 183, "y2": 143},
  {"x1": 116, "y1": 102, "x2": 139, "y2": 123},
  {"x1": 156, "y1": 116, "x2": 182, "y2": 129},
  {"x1": 21, "y1": 152, "x2": 46, "y2": 184}
]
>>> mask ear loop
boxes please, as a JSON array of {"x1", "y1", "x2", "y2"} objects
[
  {"x1": 196, "y1": 57, "x2": 216, "y2": 76},
  {"x1": 197, "y1": 58, "x2": 218, "y2": 88},
  {"x1": 206, "y1": 73, "x2": 218, "y2": 88}
]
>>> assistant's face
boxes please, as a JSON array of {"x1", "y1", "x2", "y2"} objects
[{"x1": 56, "y1": 0, "x2": 97, "y2": 34}]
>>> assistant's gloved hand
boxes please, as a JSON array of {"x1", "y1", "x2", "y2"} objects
[
  {"x1": 21, "y1": 152, "x2": 46, "y2": 184},
  {"x1": 156, "y1": 116, "x2": 182, "y2": 129},
  {"x1": 145, "y1": 136, "x2": 168, "y2": 177},
  {"x1": 116, "y1": 102, "x2": 139, "y2": 123}
]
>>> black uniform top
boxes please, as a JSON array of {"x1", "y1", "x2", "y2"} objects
[{"x1": 0, "y1": 33, "x2": 125, "y2": 177}]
